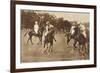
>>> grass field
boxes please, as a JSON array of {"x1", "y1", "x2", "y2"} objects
[{"x1": 21, "y1": 30, "x2": 89, "y2": 63}]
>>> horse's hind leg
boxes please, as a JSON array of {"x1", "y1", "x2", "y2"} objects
[
  {"x1": 81, "y1": 45, "x2": 86, "y2": 59},
  {"x1": 27, "y1": 37, "x2": 30, "y2": 44},
  {"x1": 78, "y1": 45, "x2": 83, "y2": 59},
  {"x1": 40, "y1": 35, "x2": 43, "y2": 45},
  {"x1": 43, "y1": 43, "x2": 48, "y2": 54},
  {"x1": 24, "y1": 31, "x2": 28, "y2": 37},
  {"x1": 38, "y1": 37, "x2": 42, "y2": 45},
  {"x1": 49, "y1": 41, "x2": 53, "y2": 53},
  {"x1": 73, "y1": 40, "x2": 77, "y2": 48},
  {"x1": 83, "y1": 44, "x2": 88, "y2": 59},
  {"x1": 27, "y1": 36, "x2": 33, "y2": 45},
  {"x1": 67, "y1": 37, "x2": 69, "y2": 44},
  {"x1": 48, "y1": 45, "x2": 51, "y2": 54},
  {"x1": 67, "y1": 35, "x2": 71, "y2": 47},
  {"x1": 27, "y1": 35, "x2": 33, "y2": 45},
  {"x1": 42, "y1": 42, "x2": 45, "y2": 54},
  {"x1": 44, "y1": 41, "x2": 45, "y2": 48}
]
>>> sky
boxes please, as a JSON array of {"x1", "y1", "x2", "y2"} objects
[{"x1": 36, "y1": 10, "x2": 90, "y2": 23}]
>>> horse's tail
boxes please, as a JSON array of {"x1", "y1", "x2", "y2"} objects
[
  {"x1": 24, "y1": 31, "x2": 29, "y2": 37},
  {"x1": 24, "y1": 30, "x2": 33, "y2": 37}
]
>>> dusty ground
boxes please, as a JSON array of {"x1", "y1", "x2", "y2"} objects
[{"x1": 21, "y1": 30, "x2": 89, "y2": 63}]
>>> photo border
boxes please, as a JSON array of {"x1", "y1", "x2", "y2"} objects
[{"x1": 10, "y1": 1, "x2": 97, "y2": 73}]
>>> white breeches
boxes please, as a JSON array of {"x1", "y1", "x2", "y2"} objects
[
  {"x1": 70, "y1": 29, "x2": 75, "y2": 35},
  {"x1": 82, "y1": 31, "x2": 86, "y2": 38},
  {"x1": 34, "y1": 28, "x2": 39, "y2": 34},
  {"x1": 44, "y1": 31, "x2": 49, "y2": 36}
]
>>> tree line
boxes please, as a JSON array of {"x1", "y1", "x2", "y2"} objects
[{"x1": 21, "y1": 10, "x2": 73, "y2": 32}]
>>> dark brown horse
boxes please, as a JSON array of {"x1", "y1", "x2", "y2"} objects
[
  {"x1": 24, "y1": 26, "x2": 44, "y2": 45},
  {"x1": 43, "y1": 29, "x2": 56, "y2": 54},
  {"x1": 66, "y1": 25, "x2": 89, "y2": 58}
]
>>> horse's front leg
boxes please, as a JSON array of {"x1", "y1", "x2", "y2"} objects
[
  {"x1": 27, "y1": 35, "x2": 33, "y2": 45},
  {"x1": 39, "y1": 36, "x2": 42, "y2": 45},
  {"x1": 80, "y1": 45, "x2": 86, "y2": 59},
  {"x1": 47, "y1": 43, "x2": 52, "y2": 55},
  {"x1": 67, "y1": 37, "x2": 71, "y2": 47},
  {"x1": 43, "y1": 43, "x2": 49, "y2": 54},
  {"x1": 49, "y1": 45, "x2": 53, "y2": 54},
  {"x1": 37, "y1": 35, "x2": 42, "y2": 45},
  {"x1": 67, "y1": 38, "x2": 70, "y2": 44},
  {"x1": 82, "y1": 43, "x2": 88, "y2": 59},
  {"x1": 73, "y1": 40, "x2": 77, "y2": 49},
  {"x1": 53, "y1": 36, "x2": 56, "y2": 42},
  {"x1": 30, "y1": 36, "x2": 33, "y2": 45},
  {"x1": 50, "y1": 41, "x2": 53, "y2": 53}
]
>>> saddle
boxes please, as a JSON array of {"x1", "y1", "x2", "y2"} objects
[{"x1": 32, "y1": 30, "x2": 40, "y2": 36}]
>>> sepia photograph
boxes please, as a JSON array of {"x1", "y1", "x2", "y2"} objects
[
  {"x1": 11, "y1": 1, "x2": 96, "y2": 72},
  {"x1": 21, "y1": 10, "x2": 90, "y2": 62}
]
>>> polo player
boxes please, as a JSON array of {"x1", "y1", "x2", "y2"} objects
[
  {"x1": 45, "y1": 21, "x2": 54, "y2": 37},
  {"x1": 79, "y1": 23, "x2": 86, "y2": 38},
  {"x1": 34, "y1": 21, "x2": 39, "y2": 34}
]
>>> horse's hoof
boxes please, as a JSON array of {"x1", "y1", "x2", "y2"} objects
[
  {"x1": 74, "y1": 46, "x2": 77, "y2": 48},
  {"x1": 66, "y1": 44, "x2": 68, "y2": 48},
  {"x1": 47, "y1": 52, "x2": 51, "y2": 56},
  {"x1": 42, "y1": 51, "x2": 45, "y2": 54},
  {"x1": 67, "y1": 46, "x2": 69, "y2": 48},
  {"x1": 42, "y1": 50, "x2": 46, "y2": 54}
]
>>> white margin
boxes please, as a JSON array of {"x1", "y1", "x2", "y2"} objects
[{"x1": 16, "y1": 4, "x2": 94, "y2": 69}]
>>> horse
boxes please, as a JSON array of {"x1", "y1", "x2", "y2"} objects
[
  {"x1": 66, "y1": 25, "x2": 78, "y2": 48},
  {"x1": 75, "y1": 31, "x2": 89, "y2": 59},
  {"x1": 66, "y1": 25, "x2": 89, "y2": 59},
  {"x1": 75, "y1": 25, "x2": 89, "y2": 54},
  {"x1": 24, "y1": 26, "x2": 44, "y2": 45},
  {"x1": 43, "y1": 28, "x2": 56, "y2": 54}
]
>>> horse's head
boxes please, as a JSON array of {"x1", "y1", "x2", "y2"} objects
[
  {"x1": 39, "y1": 26, "x2": 44, "y2": 34},
  {"x1": 50, "y1": 28, "x2": 55, "y2": 35}
]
